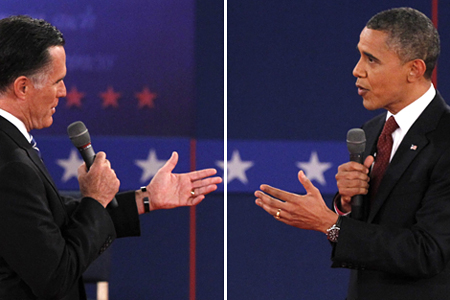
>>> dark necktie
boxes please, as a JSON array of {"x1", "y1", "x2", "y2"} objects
[
  {"x1": 370, "y1": 116, "x2": 399, "y2": 200},
  {"x1": 30, "y1": 135, "x2": 42, "y2": 159}
]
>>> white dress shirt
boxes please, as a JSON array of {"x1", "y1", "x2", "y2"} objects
[
  {"x1": 0, "y1": 108, "x2": 32, "y2": 143},
  {"x1": 386, "y1": 83, "x2": 435, "y2": 161}
]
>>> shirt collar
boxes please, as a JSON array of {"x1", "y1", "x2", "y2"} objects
[
  {"x1": 387, "y1": 83, "x2": 436, "y2": 134},
  {"x1": 0, "y1": 108, "x2": 32, "y2": 143}
]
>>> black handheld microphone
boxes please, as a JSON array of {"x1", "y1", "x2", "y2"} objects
[
  {"x1": 346, "y1": 128, "x2": 366, "y2": 220},
  {"x1": 67, "y1": 121, "x2": 118, "y2": 208}
]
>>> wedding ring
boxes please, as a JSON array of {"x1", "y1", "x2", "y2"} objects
[
  {"x1": 191, "y1": 190, "x2": 195, "y2": 196},
  {"x1": 275, "y1": 209, "x2": 281, "y2": 220}
]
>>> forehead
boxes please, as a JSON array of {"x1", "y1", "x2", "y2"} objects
[
  {"x1": 357, "y1": 28, "x2": 390, "y2": 53},
  {"x1": 47, "y1": 46, "x2": 67, "y2": 78}
]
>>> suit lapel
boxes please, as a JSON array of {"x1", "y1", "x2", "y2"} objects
[
  {"x1": 368, "y1": 93, "x2": 448, "y2": 222},
  {"x1": 25, "y1": 146, "x2": 59, "y2": 189},
  {"x1": 363, "y1": 114, "x2": 386, "y2": 158},
  {"x1": 0, "y1": 116, "x2": 60, "y2": 194}
]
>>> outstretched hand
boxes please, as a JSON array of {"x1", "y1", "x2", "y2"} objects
[
  {"x1": 145, "y1": 152, "x2": 222, "y2": 211},
  {"x1": 255, "y1": 171, "x2": 337, "y2": 233}
]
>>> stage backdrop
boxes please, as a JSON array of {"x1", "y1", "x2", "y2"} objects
[
  {"x1": 0, "y1": 1, "x2": 224, "y2": 300},
  {"x1": 228, "y1": 0, "x2": 448, "y2": 299}
]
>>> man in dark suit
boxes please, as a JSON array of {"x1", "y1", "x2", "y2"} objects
[
  {"x1": 255, "y1": 7, "x2": 450, "y2": 299},
  {"x1": 0, "y1": 16, "x2": 221, "y2": 299}
]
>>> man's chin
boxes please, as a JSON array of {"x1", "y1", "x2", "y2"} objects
[
  {"x1": 362, "y1": 99, "x2": 379, "y2": 111},
  {"x1": 37, "y1": 118, "x2": 54, "y2": 130}
]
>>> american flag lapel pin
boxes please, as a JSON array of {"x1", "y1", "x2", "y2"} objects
[{"x1": 410, "y1": 144, "x2": 418, "y2": 151}]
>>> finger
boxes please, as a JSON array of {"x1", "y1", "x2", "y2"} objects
[
  {"x1": 259, "y1": 184, "x2": 297, "y2": 203},
  {"x1": 339, "y1": 187, "x2": 369, "y2": 198},
  {"x1": 255, "y1": 190, "x2": 286, "y2": 209},
  {"x1": 192, "y1": 184, "x2": 218, "y2": 196},
  {"x1": 341, "y1": 196, "x2": 352, "y2": 204},
  {"x1": 336, "y1": 172, "x2": 371, "y2": 183},
  {"x1": 188, "y1": 195, "x2": 205, "y2": 206},
  {"x1": 160, "y1": 152, "x2": 178, "y2": 173},
  {"x1": 188, "y1": 168, "x2": 218, "y2": 181},
  {"x1": 338, "y1": 161, "x2": 369, "y2": 174},
  {"x1": 337, "y1": 176, "x2": 371, "y2": 189},
  {"x1": 297, "y1": 170, "x2": 319, "y2": 195},
  {"x1": 77, "y1": 163, "x2": 87, "y2": 176},
  {"x1": 191, "y1": 176, "x2": 222, "y2": 189},
  {"x1": 104, "y1": 159, "x2": 111, "y2": 168},
  {"x1": 255, "y1": 194, "x2": 283, "y2": 218},
  {"x1": 95, "y1": 151, "x2": 106, "y2": 161}
]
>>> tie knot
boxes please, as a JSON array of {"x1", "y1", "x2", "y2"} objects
[
  {"x1": 30, "y1": 135, "x2": 37, "y2": 148},
  {"x1": 381, "y1": 116, "x2": 399, "y2": 137},
  {"x1": 29, "y1": 135, "x2": 42, "y2": 159}
]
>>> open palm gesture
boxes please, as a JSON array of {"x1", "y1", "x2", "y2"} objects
[{"x1": 146, "y1": 152, "x2": 222, "y2": 211}]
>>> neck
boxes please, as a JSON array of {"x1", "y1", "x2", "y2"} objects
[
  {"x1": 0, "y1": 96, "x2": 30, "y2": 132},
  {"x1": 388, "y1": 80, "x2": 432, "y2": 114}
]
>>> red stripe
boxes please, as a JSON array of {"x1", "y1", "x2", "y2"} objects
[
  {"x1": 189, "y1": 139, "x2": 197, "y2": 300},
  {"x1": 432, "y1": 0, "x2": 439, "y2": 87}
]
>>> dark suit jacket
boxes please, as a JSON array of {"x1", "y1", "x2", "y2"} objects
[
  {"x1": 0, "y1": 116, "x2": 141, "y2": 299},
  {"x1": 331, "y1": 93, "x2": 450, "y2": 300}
]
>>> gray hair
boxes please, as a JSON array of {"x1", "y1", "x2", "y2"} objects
[{"x1": 366, "y1": 7, "x2": 440, "y2": 79}]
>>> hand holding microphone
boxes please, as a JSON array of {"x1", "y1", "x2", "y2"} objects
[{"x1": 68, "y1": 121, "x2": 119, "y2": 208}]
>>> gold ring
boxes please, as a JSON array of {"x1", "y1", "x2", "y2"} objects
[
  {"x1": 191, "y1": 190, "x2": 195, "y2": 196},
  {"x1": 275, "y1": 209, "x2": 281, "y2": 220}
]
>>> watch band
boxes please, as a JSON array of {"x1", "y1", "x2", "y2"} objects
[{"x1": 141, "y1": 186, "x2": 150, "y2": 213}]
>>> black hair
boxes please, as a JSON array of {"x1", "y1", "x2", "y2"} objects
[
  {"x1": 0, "y1": 15, "x2": 65, "y2": 93},
  {"x1": 366, "y1": 7, "x2": 440, "y2": 79}
]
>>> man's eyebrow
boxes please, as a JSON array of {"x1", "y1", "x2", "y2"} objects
[
  {"x1": 365, "y1": 52, "x2": 380, "y2": 61},
  {"x1": 360, "y1": 48, "x2": 380, "y2": 62},
  {"x1": 55, "y1": 75, "x2": 66, "y2": 83}
]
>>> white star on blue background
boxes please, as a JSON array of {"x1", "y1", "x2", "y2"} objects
[
  {"x1": 135, "y1": 149, "x2": 167, "y2": 183},
  {"x1": 296, "y1": 151, "x2": 332, "y2": 186},
  {"x1": 217, "y1": 149, "x2": 254, "y2": 184},
  {"x1": 56, "y1": 149, "x2": 84, "y2": 182}
]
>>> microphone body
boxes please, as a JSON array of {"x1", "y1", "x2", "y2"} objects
[
  {"x1": 346, "y1": 129, "x2": 366, "y2": 220},
  {"x1": 67, "y1": 121, "x2": 118, "y2": 208}
]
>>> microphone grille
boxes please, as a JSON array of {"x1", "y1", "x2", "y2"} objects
[
  {"x1": 347, "y1": 128, "x2": 366, "y2": 154},
  {"x1": 67, "y1": 121, "x2": 91, "y2": 147}
]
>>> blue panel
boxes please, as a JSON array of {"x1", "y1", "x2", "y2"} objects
[
  {"x1": 226, "y1": 140, "x2": 348, "y2": 194},
  {"x1": 1, "y1": 0, "x2": 195, "y2": 137},
  {"x1": 37, "y1": 136, "x2": 191, "y2": 190}
]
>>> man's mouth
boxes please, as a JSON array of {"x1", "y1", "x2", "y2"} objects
[{"x1": 356, "y1": 84, "x2": 368, "y2": 96}]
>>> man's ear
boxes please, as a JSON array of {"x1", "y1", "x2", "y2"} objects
[
  {"x1": 407, "y1": 59, "x2": 427, "y2": 82},
  {"x1": 13, "y1": 76, "x2": 31, "y2": 100}
]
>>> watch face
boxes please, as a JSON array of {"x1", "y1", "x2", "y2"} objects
[{"x1": 327, "y1": 226, "x2": 339, "y2": 243}]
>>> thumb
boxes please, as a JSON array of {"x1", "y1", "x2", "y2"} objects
[
  {"x1": 160, "y1": 151, "x2": 178, "y2": 173},
  {"x1": 77, "y1": 162, "x2": 87, "y2": 177},
  {"x1": 298, "y1": 170, "x2": 318, "y2": 195},
  {"x1": 364, "y1": 155, "x2": 375, "y2": 169}
]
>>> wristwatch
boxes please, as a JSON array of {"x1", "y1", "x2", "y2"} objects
[{"x1": 326, "y1": 216, "x2": 342, "y2": 243}]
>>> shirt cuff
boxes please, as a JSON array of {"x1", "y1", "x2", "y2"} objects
[{"x1": 333, "y1": 195, "x2": 351, "y2": 216}]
